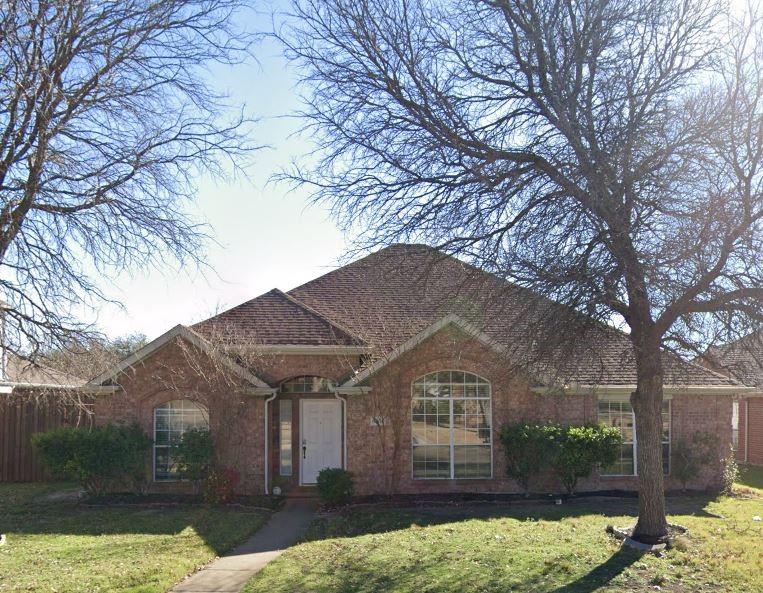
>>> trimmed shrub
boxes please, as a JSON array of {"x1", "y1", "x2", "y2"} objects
[
  {"x1": 316, "y1": 468, "x2": 354, "y2": 505},
  {"x1": 32, "y1": 424, "x2": 151, "y2": 496},
  {"x1": 671, "y1": 431, "x2": 717, "y2": 491},
  {"x1": 552, "y1": 424, "x2": 622, "y2": 495},
  {"x1": 172, "y1": 428, "x2": 214, "y2": 492},
  {"x1": 499, "y1": 422, "x2": 558, "y2": 493},
  {"x1": 203, "y1": 467, "x2": 241, "y2": 504}
]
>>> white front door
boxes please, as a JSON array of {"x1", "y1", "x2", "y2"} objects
[{"x1": 300, "y1": 399, "x2": 342, "y2": 484}]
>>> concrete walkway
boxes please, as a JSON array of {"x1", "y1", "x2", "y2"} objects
[{"x1": 172, "y1": 500, "x2": 316, "y2": 593}]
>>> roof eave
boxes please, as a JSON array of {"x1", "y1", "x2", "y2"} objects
[{"x1": 531, "y1": 384, "x2": 755, "y2": 397}]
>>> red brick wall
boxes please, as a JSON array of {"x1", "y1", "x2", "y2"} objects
[
  {"x1": 94, "y1": 339, "x2": 266, "y2": 494},
  {"x1": 345, "y1": 326, "x2": 733, "y2": 495},
  {"x1": 96, "y1": 328, "x2": 735, "y2": 495}
]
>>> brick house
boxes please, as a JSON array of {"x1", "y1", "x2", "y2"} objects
[
  {"x1": 704, "y1": 332, "x2": 763, "y2": 466},
  {"x1": 88, "y1": 245, "x2": 750, "y2": 495}
]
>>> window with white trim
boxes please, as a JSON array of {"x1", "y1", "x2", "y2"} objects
[
  {"x1": 411, "y1": 371, "x2": 492, "y2": 479},
  {"x1": 598, "y1": 399, "x2": 670, "y2": 476},
  {"x1": 153, "y1": 399, "x2": 209, "y2": 481},
  {"x1": 280, "y1": 376, "x2": 336, "y2": 393}
]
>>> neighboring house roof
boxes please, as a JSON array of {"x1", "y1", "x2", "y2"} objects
[
  {"x1": 3, "y1": 351, "x2": 84, "y2": 387},
  {"x1": 705, "y1": 331, "x2": 763, "y2": 388}
]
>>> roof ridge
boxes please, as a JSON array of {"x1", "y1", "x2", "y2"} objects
[{"x1": 274, "y1": 289, "x2": 364, "y2": 345}]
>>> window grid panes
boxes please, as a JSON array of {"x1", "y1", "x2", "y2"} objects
[
  {"x1": 280, "y1": 376, "x2": 336, "y2": 393},
  {"x1": 598, "y1": 400, "x2": 670, "y2": 476},
  {"x1": 279, "y1": 399, "x2": 293, "y2": 476},
  {"x1": 154, "y1": 399, "x2": 209, "y2": 481},
  {"x1": 412, "y1": 371, "x2": 491, "y2": 479}
]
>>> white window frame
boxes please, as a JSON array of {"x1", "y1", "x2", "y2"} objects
[
  {"x1": 598, "y1": 398, "x2": 671, "y2": 477},
  {"x1": 411, "y1": 370, "x2": 493, "y2": 480},
  {"x1": 153, "y1": 399, "x2": 209, "y2": 482}
]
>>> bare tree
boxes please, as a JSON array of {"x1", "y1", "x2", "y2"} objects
[
  {"x1": 0, "y1": 0, "x2": 258, "y2": 358},
  {"x1": 280, "y1": 0, "x2": 763, "y2": 542}
]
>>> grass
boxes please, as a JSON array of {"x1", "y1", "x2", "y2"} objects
[
  {"x1": 736, "y1": 464, "x2": 763, "y2": 493},
  {"x1": 0, "y1": 483, "x2": 269, "y2": 593},
  {"x1": 243, "y1": 492, "x2": 763, "y2": 593}
]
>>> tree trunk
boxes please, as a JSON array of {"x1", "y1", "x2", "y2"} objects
[{"x1": 630, "y1": 334, "x2": 669, "y2": 544}]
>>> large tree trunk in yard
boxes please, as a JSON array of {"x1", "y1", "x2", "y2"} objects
[{"x1": 630, "y1": 342, "x2": 670, "y2": 544}]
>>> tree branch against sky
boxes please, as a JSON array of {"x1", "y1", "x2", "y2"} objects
[
  {"x1": 0, "y1": 0, "x2": 258, "y2": 358},
  {"x1": 280, "y1": 0, "x2": 762, "y2": 542}
]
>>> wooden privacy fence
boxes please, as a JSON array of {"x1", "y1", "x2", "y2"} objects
[{"x1": 0, "y1": 390, "x2": 93, "y2": 482}]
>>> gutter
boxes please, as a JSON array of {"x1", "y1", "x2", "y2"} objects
[
  {"x1": 745, "y1": 400, "x2": 749, "y2": 464},
  {"x1": 531, "y1": 384, "x2": 757, "y2": 397}
]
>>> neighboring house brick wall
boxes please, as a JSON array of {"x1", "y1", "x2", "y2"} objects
[
  {"x1": 745, "y1": 396, "x2": 763, "y2": 465},
  {"x1": 737, "y1": 399, "x2": 747, "y2": 463}
]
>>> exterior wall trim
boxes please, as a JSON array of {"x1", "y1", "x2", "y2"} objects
[
  {"x1": 252, "y1": 345, "x2": 369, "y2": 355},
  {"x1": 342, "y1": 314, "x2": 505, "y2": 387}
]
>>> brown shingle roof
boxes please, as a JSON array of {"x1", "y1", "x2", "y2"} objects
[
  {"x1": 706, "y1": 331, "x2": 763, "y2": 388},
  {"x1": 193, "y1": 288, "x2": 361, "y2": 346},
  {"x1": 193, "y1": 244, "x2": 740, "y2": 388}
]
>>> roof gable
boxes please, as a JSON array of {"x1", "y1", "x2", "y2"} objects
[
  {"x1": 193, "y1": 289, "x2": 362, "y2": 347},
  {"x1": 88, "y1": 325, "x2": 270, "y2": 389}
]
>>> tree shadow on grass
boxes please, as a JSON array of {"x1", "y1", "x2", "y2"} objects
[
  {"x1": 1, "y1": 484, "x2": 268, "y2": 555},
  {"x1": 549, "y1": 548, "x2": 641, "y2": 593},
  {"x1": 304, "y1": 494, "x2": 724, "y2": 542}
]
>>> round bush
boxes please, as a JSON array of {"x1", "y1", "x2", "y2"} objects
[{"x1": 316, "y1": 468, "x2": 354, "y2": 505}]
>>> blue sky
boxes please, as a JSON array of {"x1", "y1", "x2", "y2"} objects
[{"x1": 96, "y1": 2, "x2": 348, "y2": 340}]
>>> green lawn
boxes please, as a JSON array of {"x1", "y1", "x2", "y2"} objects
[
  {"x1": 0, "y1": 483, "x2": 269, "y2": 593},
  {"x1": 736, "y1": 464, "x2": 763, "y2": 493},
  {"x1": 243, "y1": 493, "x2": 763, "y2": 593}
]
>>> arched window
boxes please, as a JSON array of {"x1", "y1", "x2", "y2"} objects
[
  {"x1": 412, "y1": 371, "x2": 492, "y2": 479},
  {"x1": 153, "y1": 399, "x2": 209, "y2": 481},
  {"x1": 280, "y1": 376, "x2": 336, "y2": 393}
]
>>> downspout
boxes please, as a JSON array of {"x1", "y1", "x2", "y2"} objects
[
  {"x1": 334, "y1": 390, "x2": 348, "y2": 470},
  {"x1": 745, "y1": 398, "x2": 749, "y2": 464},
  {"x1": 263, "y1": 390, "x2": 278, "y2": 495}
]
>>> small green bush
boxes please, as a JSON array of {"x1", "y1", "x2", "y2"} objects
[
  {"x1": 671, "y1": 431, "x2": 717, "y2": 491},
  {"x1": 499, "y1": 422, "x2": 558, "y2": 493},
  {"x1": 552, "y1": 424, "x2": 622, "y2": 495},
  {"x1": 32, "y1": 424, "x2": 151, "y2": 496},
  {"x1": 172, "y1": 428, "x2": 214, "y2": 492},
  {"x1": 316, "y1": 468, "x2": 354, "y2": 505},
  {"x1": 204, "y1": 467, "x2": 241, "y2": 504}
]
